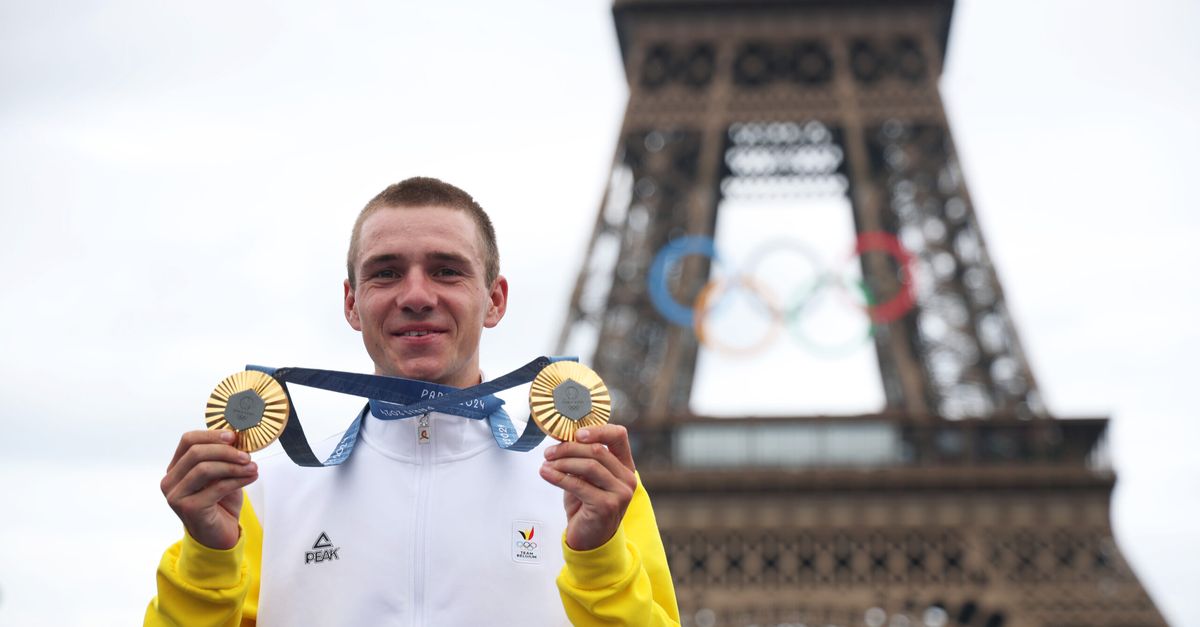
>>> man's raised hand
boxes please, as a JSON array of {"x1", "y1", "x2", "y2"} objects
[
  {"x1": 539, "y1": 424, "x2": 637, "y2": 551},
  {"x1": 159, "y1": 430, "x2": 258, "y2": 550}
]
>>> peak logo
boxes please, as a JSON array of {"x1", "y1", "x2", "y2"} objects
[
  {"x1": 511, "y1": 520, "x2": 543, "y2": 564},
  {"x1": 304, "y1": 531, "x2": 341, "y2": 565}
]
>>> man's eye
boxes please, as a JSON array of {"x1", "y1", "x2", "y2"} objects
[
  {"x1": 433, "y1": 268, "x2": 462, "y2": 278},
  {"x1": 373, "y1": 269, "x2": 398, "y2": 279}
]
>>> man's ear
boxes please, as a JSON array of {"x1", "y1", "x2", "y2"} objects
[
  {"x1": 484, "y1": 275, "x2": 508, "y2": 328},
  {"x1": 344, "y1": 279, "x2": 362, "y2": 331}
]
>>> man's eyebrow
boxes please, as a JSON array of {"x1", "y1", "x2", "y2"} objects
[
  {"x1": 360, "y1": 252, "x2": 474, "y2": 269},
  {"x1": 427, "y1": 251, "x2": 473, "y2": 266},
  {"x1": 360, "y1": 253, "x2": 401, "y2": 269}
]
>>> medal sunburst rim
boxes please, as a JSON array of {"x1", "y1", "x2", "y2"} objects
[
  {"x1": 529, "y1": 361, "x2": 610, "y2": 442},
  {"x1": 205, "y1": 370, "x2": 290, "y2": 452}
]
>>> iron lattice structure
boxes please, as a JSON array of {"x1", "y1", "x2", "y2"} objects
[{"x1": 556, "y1": 1, "x2": 1166, "y2": 626}]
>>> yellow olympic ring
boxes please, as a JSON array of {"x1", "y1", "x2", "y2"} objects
[{"x1": 692, "y1": 275, "x2": 784, "y2": 356}]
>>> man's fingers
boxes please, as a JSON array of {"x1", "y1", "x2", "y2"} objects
[
  {"x1": 540, "y1": 460, "x2": 633, "y2": 552},
  {"x1": 575, "y1": 425, "x2": 635, "y2": 471},
  {"x1": 545, "y1": 442, "x2": 635, "y2": 491},
  {"x1": 171, "y1": 474, "x2": 255, "y2": 515},
  {"x1": 162, "y1": 441, "x2": 251, "y2": 494},
  {"x1": 160, "y1": 430, "x2": 254, "y2": 552},
  {"x1": 539, "y1": 462, "x2": 612, "y2": 506},
  {"x1": 173, "y1": 460, "x2": 258, "y2": 499},
  {"x1": 166, "y1": 430, "x2": 236, "y2": 472},
  {"x1": 544, "y1": 456, "x2": 632, "y2": 495},
  {"x1": 544, "y1": 429, "x2": 637, "y2": 490}
]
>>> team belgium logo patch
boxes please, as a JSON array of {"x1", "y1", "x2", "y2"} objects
[{"x1": 511, "y1": 520, "x2": 543, "y2": 564}]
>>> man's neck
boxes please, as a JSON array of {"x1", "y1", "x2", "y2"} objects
[{"x1": 372, "y1": 368, "x2": 484, "y2": 389}]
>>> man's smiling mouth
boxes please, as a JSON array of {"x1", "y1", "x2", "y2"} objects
[{"x1": 393, "y1": 327, "x2": 446, "y2": 338}]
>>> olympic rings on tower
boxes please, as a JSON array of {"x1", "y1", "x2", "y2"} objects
[{"x1": 646, "y1": 231, "x2": 916, "y2": 357}]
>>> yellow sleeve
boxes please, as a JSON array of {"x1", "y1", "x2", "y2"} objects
[
  {"x1": 556, "y1": 475, "x2": 680, "y2": 626},
  {"x1": 144, "y1": 495, "x2": 263, "y2": 627}
]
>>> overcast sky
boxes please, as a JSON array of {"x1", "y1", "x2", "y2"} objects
[{"x1": 1, "y1": 1, "x2": 1197, "y2": 625}]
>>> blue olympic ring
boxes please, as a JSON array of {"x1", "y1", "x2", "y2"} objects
[{"x1": 646, "y1": 235, "x2": 721, "y2": 327}]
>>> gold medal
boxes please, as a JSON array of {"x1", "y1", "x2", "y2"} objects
[
  {"x1": 529, "y1": 361, "x2": 610, "y2": 442},
  {"x1": 205, "y1": 370, "x2": 290, "y2": 452}
]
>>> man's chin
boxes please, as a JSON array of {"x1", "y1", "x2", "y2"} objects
[
  {"x1": 387, "y1": 367, "x2": 443, "y2": 383},
  {"x1": 382, "y1": 358, "x2": 451, "y2": 385}
]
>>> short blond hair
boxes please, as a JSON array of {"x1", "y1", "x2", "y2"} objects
[{"x1": 347, "y1": 177, "x2": 500, "y2": 287}]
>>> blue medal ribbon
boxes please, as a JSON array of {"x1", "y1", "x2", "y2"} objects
[{"x1": 245, "y1": 356, "x2": 575, "y2": 467}]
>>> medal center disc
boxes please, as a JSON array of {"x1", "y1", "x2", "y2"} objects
[
  {"x1": 224, "y1": 389, "x2": 266, "y2": 430},
  {"x1": 552, "y1": 379, "x2": 592, "y2": 421}
]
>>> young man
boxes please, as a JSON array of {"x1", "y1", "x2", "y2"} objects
[{"x1": 145, "y1": 177, "x2": 680, "y2": 626}]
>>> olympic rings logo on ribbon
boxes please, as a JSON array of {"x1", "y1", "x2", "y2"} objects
[{"x1": 646, "y1": 231, "x2": 916, "y2": 356}]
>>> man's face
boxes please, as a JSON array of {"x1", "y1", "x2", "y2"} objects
[{"x1": 344, "y1": 205, "x2": 507, "y2": 387}]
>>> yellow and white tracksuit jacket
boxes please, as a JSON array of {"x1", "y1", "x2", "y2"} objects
[{"x1": 144, "y1": 411, "x2": 679, "y2": 626}]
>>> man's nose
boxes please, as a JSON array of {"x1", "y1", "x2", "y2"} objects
[{"x1": 396, "y1": 273, "x2": 437, "y2": 312}]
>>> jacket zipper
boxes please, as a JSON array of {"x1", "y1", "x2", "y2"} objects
[{"x1": 412, "y1": 413, "x2": 433, "y2": 626}]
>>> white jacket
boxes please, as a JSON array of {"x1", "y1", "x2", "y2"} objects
[{"x1": 247, "y1": 410, "x2": 570, "y2": 626}]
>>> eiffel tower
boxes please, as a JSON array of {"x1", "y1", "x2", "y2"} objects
[{"x1": 556, "y1": 1, "x2": 1166, "y2": 625}]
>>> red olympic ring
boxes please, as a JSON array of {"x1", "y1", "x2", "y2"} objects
[{"x1": 848, "y1": 231, "x2": 915, "y2": 324}]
